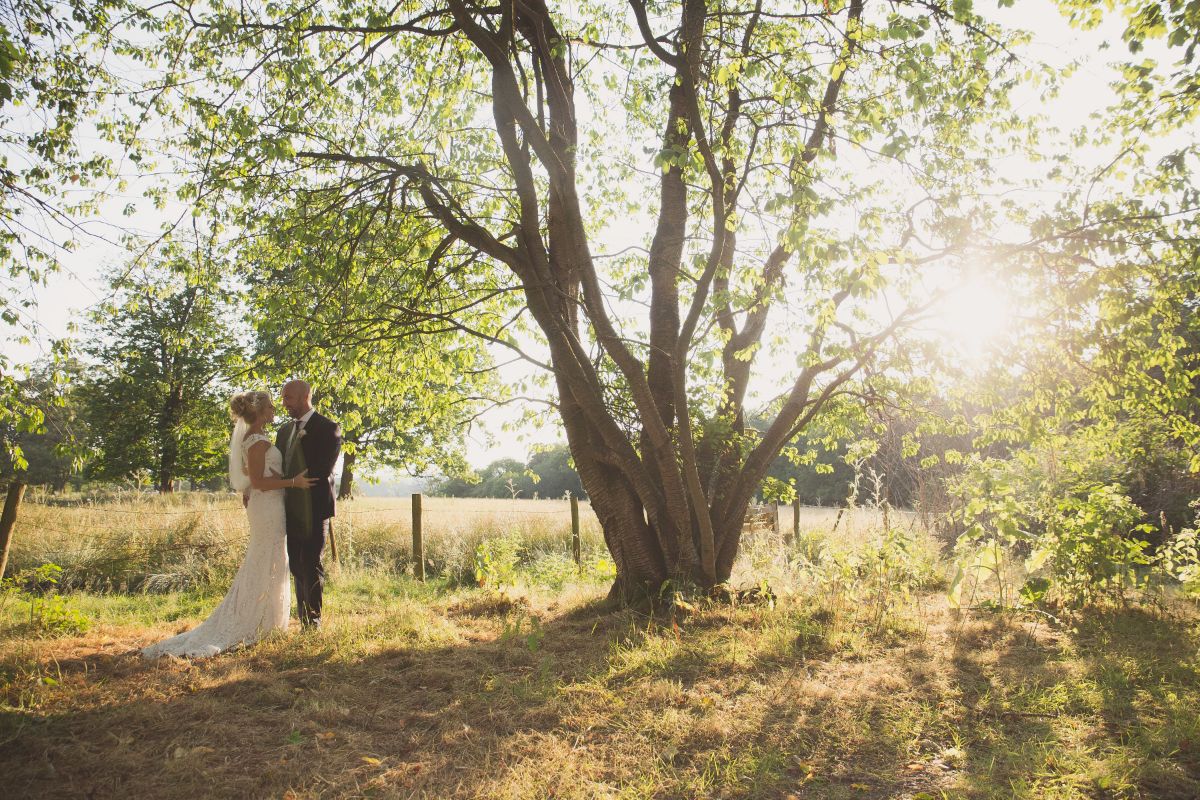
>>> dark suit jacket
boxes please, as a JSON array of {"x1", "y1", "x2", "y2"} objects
[{"x1": 277, "y1": 411, "x2": 343, "y2": 523}]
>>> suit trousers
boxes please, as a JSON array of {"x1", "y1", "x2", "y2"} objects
[{"x1": 287, "y1": 514, "x2": 327, "y2": 627}]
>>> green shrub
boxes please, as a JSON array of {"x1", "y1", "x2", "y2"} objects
[
  {"x1": 1155, "y1": 502, "x2": 1200, "y2": 598},
  {"x1": 1, "y1": 563, "x2": 90, "y2": 636},
  {"x1": 473, "y1": 535, "x2": 523, "y2": 588},
  {"x1": 1027, "y1": 485, "x2": 1153, "y2": 607}
]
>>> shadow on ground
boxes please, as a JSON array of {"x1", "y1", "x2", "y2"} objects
[{"x1": 3, "y1": 597, "x2": 1200, "y2": 799}]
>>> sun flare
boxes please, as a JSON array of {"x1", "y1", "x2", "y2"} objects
[{"x1": 927, "y1": 276, "x2": 1015, "y2": 365}]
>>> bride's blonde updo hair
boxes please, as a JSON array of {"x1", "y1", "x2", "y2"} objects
[{"x1": 230, "y1": 390, "x2": 273, "y2": 423}]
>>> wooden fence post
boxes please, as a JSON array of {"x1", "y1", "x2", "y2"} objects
[
  {"x1": 0, "y1": 481, "x2": 26, "y2": 581},
  {"x1": 792, "y1": 497, "x2": 801, "y2": 546},
  {"x1": 412, "y1": 493, "x2": 425, "y2": 581},
  {"x1": 771, "y1": 502, "x2": 780, "y2": 537},
  {"x1": 327, "y1": 519, "x2": 339, "y2": 563},
  {"x1": 570, "y1": 495, "x2": 581, "y2": 567}
]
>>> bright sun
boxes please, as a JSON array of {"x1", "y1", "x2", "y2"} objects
[{"x1": 926, "y1": 275, "x2": 1015, "y2": 366}]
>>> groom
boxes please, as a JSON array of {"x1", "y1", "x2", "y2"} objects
[{"x1": 278, "y1": 380, "x2": 342, "y2": 629}]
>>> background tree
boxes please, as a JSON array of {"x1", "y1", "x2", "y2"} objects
[
  {"x1": 80, "y1": 242, "x2": 244, "y2": 491},
  {"x1": 526, "y1": 445, "x2": 586, "y2": 500},
  {"x1": 434, "y1": 444, "x2": 585, "y2": 499},
  {"x1": 436, "y1": 457, "x2": 528, "y2": 499},
  {"x1": 0, "y1": 357, "x2": 84, "y2": 491},
  {"x1": 242, "y1": 199, "x2": 499, "y2": 499},
  {"x1": 0, "y1": 0, "x2": 135, "y2": 468},
  {"x1": 145, "y1": 0, "x2": 1032, "y2": 599}
]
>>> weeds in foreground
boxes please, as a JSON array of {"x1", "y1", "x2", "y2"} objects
[{"x1": 0, "y1": 564, "x2": 89, "y2": 636}]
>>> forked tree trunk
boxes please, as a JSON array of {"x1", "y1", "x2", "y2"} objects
[
  {"x1": 298, "y1": 0, "x2": 875, "y2": 602},
  {"x1": 441, "y1": 0, "x2": 864, "y2": 601}
]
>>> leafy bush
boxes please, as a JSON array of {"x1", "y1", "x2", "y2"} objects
[
  {"x1": 1, "y1": 563, "x2": 90, "y2": 636},
  {"x1": 1026, "y1": 485, "x2": 1153, "y2": 606},
  {"x1": 1155, "y1": 502, "x2": 1200, "y2": 598},
  {"x1": 952, "y1": 447, "x2": 1162, "y2": 609},
  {"x1": 473, "y1": 536, "x2": 523, "y2": 588}
]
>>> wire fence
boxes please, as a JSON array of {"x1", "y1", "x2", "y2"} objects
[
  {"x1": 3, "y1": 493, "x2": 915, "y2": 595},
  {"x1": 12, "y1": 495, "x2": 601, "y2": 563},
  {"x1": 13, "y1": 495, "x2": 893, "y2": 562}
]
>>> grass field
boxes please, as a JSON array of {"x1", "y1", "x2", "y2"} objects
[{"x1": 2, "y1": 494, "x2": 1198, "y2": 799}]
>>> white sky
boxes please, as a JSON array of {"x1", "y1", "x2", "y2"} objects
[{"x1": 1, "y1": 1, "x2": 1141, "y2": 468}]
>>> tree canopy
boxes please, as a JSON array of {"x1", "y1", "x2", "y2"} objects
[
  {"x1": 4, "y1": 0, "x2": 1198, "y2": 604},
  {"x1": 128, "y1": 0, "x2": 1042, "y2": 597}
]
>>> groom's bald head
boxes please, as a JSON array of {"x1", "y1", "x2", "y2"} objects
[{"x1": 281, "y1": 380, "x2": 313, "y2": 419}]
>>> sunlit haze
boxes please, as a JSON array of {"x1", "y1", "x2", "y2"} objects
[{"x1": 926, "y1": 275, "x2": 1016, "y2": 368}]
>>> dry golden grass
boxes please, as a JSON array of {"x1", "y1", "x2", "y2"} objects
[
  {"x1": 3, "y1": 494, "x2": 1199, "y2": 799},
  {"x1": 3, "y1": 579, "x2": 1200, "y2": 799},
  {"x1": 8, "y1": 493, "x2": 609, "y2": 591}
]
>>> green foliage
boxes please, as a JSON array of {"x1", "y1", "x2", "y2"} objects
[
  {"x1": 952, "y1": 453, "x2": 1159, "y2": 608},
  {"x1": 244, "y1": 205, "x2": 495, "y2": 491},
  {"x1": 0, "y1": 358, "x2": 84, "y2": 487},
  {"x1": 473, "y1": 536, "x2": 523, "y2": 588},
  {"x1": 1, "y1": 563, "x2": 90, "y2": 636},
  {"x1": 77, "y1": 242, "x2": 243, "y2": 490},
  {"x1": 500, "y1": 610, "x2": 544, "y2": 655},
  {"x1": 0, "y1": 1, "x2": 140, "y2": 468},
  {"x1": 1028, "y1": 486, "x2": 1154, "y2": 607},
  {"x1": 792, "y1": 520, "x2": 940, "y2": 636},
  {"x1": 858, "y1": 525, "x2": 935, "y2": 630},
  {"x1": 1155, "y1": 502, "x2": 1200, "y2": 597},
  {"x1": 948, "y1": 538, "x2": 1015, "y2": 610},
  {"x1": 436, "y1": 445, "x2": 585, "y2": 500}
]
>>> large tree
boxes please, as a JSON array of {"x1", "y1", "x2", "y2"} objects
[
  {"x1": 80, "y1": 242, "x2": 244, "y2": 491},
  {"x1": 0, "y1": 0, "x2": 134, "y2": 469},
  {"x1": 143, "y1": 0, "x2": 1029, "y2": 598}
]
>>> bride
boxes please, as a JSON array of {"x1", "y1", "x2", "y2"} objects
[{"x1": 142, "y1": 390, "x2": 316, "y2": 659}]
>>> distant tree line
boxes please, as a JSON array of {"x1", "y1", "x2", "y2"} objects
[{"x1": 432, "y1": 445, "x2": 586, "y2": 500}]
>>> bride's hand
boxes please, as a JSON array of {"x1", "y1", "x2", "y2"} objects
[{"x1": 288, "y1": 469, "x2": 319, "y2": 489}]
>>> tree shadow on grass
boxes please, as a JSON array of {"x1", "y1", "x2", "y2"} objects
[
  {"x1": 739, "y1": 614, "x2": 1064, "y2": 799},
  {"x1": 920, "y1": 607, "x2": 1200, "y2": 800},
  {"x1": 1068, "y1": 606, "x2": 1200, "y2": 800},
  {"x1": 2, "y1": 596, "x2": 635, "y2": 799},
  {"x1": 6, "y1": 599, "x2": 1200, "y2": 800}
]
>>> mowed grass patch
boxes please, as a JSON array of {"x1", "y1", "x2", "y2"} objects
[{"x1": 3, "y1": 574, "x2": 1200, "y2": 799}]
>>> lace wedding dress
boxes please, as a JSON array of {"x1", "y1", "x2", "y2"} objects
[{"x1": 142, "y1": 432, "x2": 291, "y2": 659}]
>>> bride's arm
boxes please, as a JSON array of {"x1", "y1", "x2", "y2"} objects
[{"x1": 246, "y1": 440, "x2": 317, "y2": 491}]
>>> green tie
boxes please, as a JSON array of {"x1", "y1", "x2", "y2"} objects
[{"x1": 285, "y1": 420, "x2": 302, "y2": 466}]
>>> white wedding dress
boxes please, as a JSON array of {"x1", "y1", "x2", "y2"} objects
[{"x1": 142, "y1": 433, "x2": 291, "y2": 659}]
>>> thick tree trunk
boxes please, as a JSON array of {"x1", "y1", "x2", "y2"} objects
[
  {"x1": 337, "y1": 451, "x2": 355, "y2": 500},
  {"x1": 0, "y1": 481, "x2": 25, "y2": 580},
  {"x1": 156, "y1": 383, "x2": 184, "y2": 494},
  {"x1": 556, "y1": 379, "x2": 667, "y2": 597}
]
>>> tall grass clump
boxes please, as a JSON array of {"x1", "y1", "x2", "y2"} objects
[
  {"x1": 10, "y1": 492, "x2": 249, "y2": 592},
  {"x1": 7, "y1": 493, "x2": 612, "y2": 594}
]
